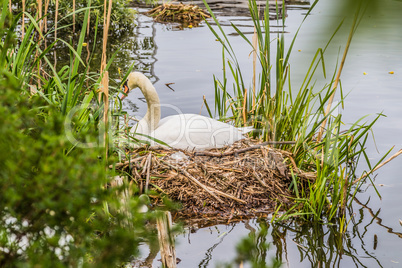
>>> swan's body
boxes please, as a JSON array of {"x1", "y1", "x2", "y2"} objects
[{"x1": 122, "y1": 72, "x2": 252, "y2": 151}]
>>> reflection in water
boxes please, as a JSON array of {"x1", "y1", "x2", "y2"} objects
[
  {"x1": 129, "y1": 9, "x2": 159, "y2": 84},
  {"x1": 198, "y1": 225, "x2": 236, "y2": 267},
  {"x1": 51, "y1": 0, "x2": 310, "y2": 91},
  {"x1": 353, "y1": 197, "x2": 402, "y2": 239},
  {"x1": 143, "y1": 197, "x2": 401, "y2": 268},
  {"x1": 185, "y1": 0, "x2": 310, "y2": 18}
]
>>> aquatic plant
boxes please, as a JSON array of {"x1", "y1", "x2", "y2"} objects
[{"x1": 203, "y1": 0, "x2": 388, "y2": 221}]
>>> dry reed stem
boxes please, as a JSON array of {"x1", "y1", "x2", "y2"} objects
[
  {"x1": 54, "y1": 0, "x2": 58, "y2": 41},
  {"x1": 9, "y1": 0, "x2": 11, "y2": 13},
  {"x1": 204, "y1": 185, "x2": 247, "y2": 204},
  {"x1": 87, "y1": 7, "x2": 91, "y2": 35},
  {"x1": 44, "y1": 0, "x2": 49, "y2": 32},
  {"x1": 73, "y1": 0, "x2": 76, "y2": 32},
  {"x1": 157, "y1": 211, "x2": 177, "y2": 268},
  {"x1": 352, "y1": 149, "x2": 402, "y2": 185},
  {"x1": 54, "y1": 0, "x2": 59, "y2": 67},
  {"x1": 22, "y1": 0, "x2": 25, "y2": 40},
  {"x1": 145, "y1": 153, "x2": 152, "y2": 192},
  {"x1": 242, "y1": 88, "x2": 247, "y2": 123},
  {"x1": 38, "y1": 0, "x2": 42, "y2": 31},
  {"x1": 102, "y1": 71, "x2": 109, "y2": 160},
  {"x1": 100, "y1": 0, "x2": 112, "y2": 101},
  {"x1": 36, "y1": 0, "x2": 43, "y2": 88}
]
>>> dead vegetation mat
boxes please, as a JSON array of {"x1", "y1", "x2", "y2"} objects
[
  {"x1": 115, "y1": 139, "x2": 314, "y2": 226},
  {"x1": 146, "y1": 2, "x2": 210, "y2": 25}
]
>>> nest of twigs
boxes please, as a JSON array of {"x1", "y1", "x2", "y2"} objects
[
  {"x1": 146, "y1": 2, "x2": 210, "y2": 26},
  {"x1": 115, "y1": 139, "x2": 314, "y2": 226}
]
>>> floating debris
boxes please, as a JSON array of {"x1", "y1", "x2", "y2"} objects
[
  {"x1": 146, "y1": 2, "x2": 210, "y2": 27},
  {"x1": 113, "y1": 139, "x2": 315, "y2": 226}
]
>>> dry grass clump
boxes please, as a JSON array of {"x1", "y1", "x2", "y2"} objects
[
  {"x1": 115, "y1": 139, "x2": 315, "y2": 226},
  {"x1": 146, "y1": 2, "x2": 210, "y2": 26}
]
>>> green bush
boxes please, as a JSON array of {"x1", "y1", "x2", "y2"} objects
[
  {"x1": 0, "y1": 77, "x2": 157, "y2": 267},
  {"x1": 11, "y1": 0, "x2": 143, "y2": 31},
  {"x1": 0, "y1": 2, "x2": 157, "y2": 266}
]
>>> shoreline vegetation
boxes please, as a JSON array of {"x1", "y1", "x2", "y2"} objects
[{"x1": 1, "y1": 0, "x2": 401, "y2": 266}]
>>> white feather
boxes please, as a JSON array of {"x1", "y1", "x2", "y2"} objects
[{"x1": 125, "y1": 72, "x2": 252, "y2": 151}]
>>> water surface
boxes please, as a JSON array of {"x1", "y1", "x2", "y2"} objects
[{"x1": 120, "y1": 0, "x2": 402, "y2": 266}]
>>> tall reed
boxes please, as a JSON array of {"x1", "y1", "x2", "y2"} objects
[{"x1": 203, "y1": 0, "x2": 387, "y2": 221}]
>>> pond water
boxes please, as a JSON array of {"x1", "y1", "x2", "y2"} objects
[{"x1": 115, "y1": 0, "x2": 402, "y2": 266}]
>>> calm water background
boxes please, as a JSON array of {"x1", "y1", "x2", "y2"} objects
[{"x1": 118, "y1": 0, "x2": 402, "y2": 266}]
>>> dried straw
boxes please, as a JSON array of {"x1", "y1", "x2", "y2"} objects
[{"x1": 54, "y1": 0, "x2": 59, "y2": 67}]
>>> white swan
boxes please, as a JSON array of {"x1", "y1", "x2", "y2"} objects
[{"x1": 121, "y1": 72, "x2": 253, "y2": 151}]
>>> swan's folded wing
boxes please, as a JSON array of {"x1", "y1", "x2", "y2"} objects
[{"x1": 154, "y1": 114, "x2": 249, "y2": 150}]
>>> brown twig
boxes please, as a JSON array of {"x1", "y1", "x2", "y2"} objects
[
  {"x1": 165, "y1": 83, "x2": 175, "y2": 91},
  {"x1": 108, "y1": 155, "x2": 147, "y2": 169},
  {"x1": 205, "y1": 185, "x2": 247, "y2": 204},
  {"x1": 161, "y1": 160, "x2": 224, "y2": 204},
  {"x1": 145, "y1": 153, "x2": 152, "y2": 193},
  {"x1": 54, "y1": 0, "x2": 59, "y2": 67},
  {"x1": 194, "y1": 141, "x2": 296, "y2": 157}
]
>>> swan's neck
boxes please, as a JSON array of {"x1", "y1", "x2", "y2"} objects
[{"x1": 139, "y1": 78, "x2": 160, "y2": 133}]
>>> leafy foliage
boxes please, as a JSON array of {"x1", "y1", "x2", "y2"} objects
[
  {"x1": 11, "y1": 0, "x2": 141, "y2": 31},
  {"x1": 0, "y1": 2, "x2": 157, "y2": 266},
  {"x1": 0, "y1": 80, "x2": 157, "y2": 267}
]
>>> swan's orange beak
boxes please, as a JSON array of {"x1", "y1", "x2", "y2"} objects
[{"x1": 121, "y1": 81, "x2": 129, "y2": 100}]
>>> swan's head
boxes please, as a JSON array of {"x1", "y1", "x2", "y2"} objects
[{"x1": 120, "y1": 72, "x2": 147, "y2": 100}]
